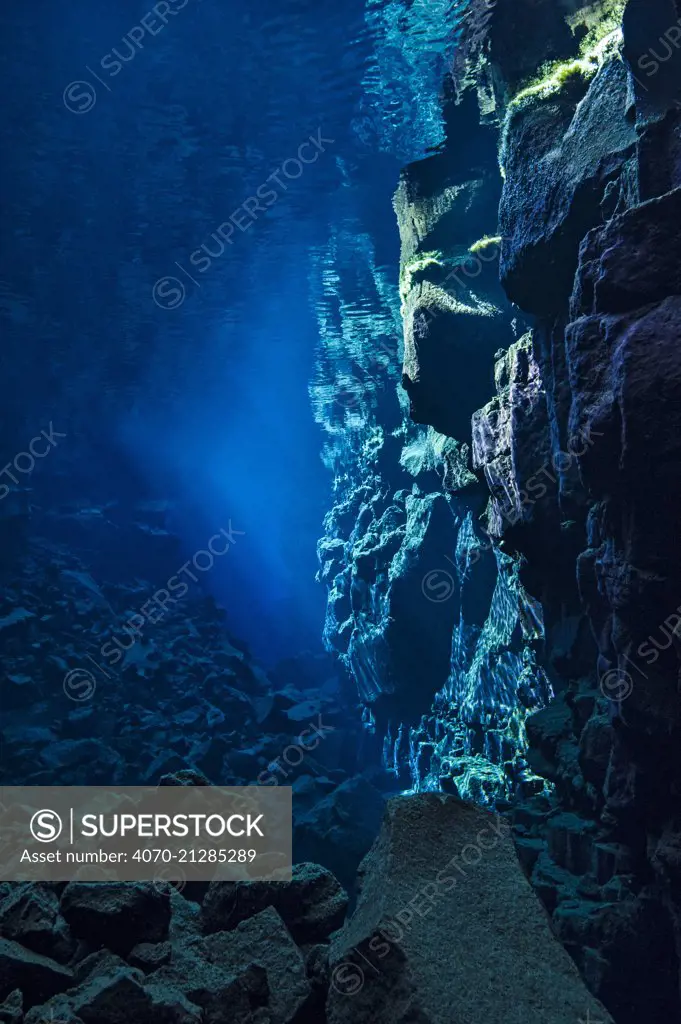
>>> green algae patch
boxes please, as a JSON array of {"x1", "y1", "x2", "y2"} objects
[
  {"x1": 567, "y1": 0, "x2": 627, "y2": 56},
  {"x1": 506, "y1": 16, "x2": 624, "y2": 116},
  {"x1": 500, "y1": 25, "x2": 623, "y2": 172},
  {"x1": 399, "y1": 251, "x2": 445, "y2": 302},
  {"x1": 509, "y1": 57, "x2": 597, "y2": 110},
  {"x1": 469, "y1": 235, "x2": 502, "y2": 256}
]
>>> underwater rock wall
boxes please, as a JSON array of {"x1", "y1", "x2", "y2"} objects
[
  {"x1": 311, "y1": 223, "x2": 471, "y2": 781},
  {"x1": 316, "y1": 81, "x2": 553, "y2": 802},
  {"x1": 467, "y1": 0, "x2": 681, "y2": 1019},
  {"x1": 391, "y1": 85, "x2": 554, "y2": 802},
  {"x1": 317, "y1": 0, "x2": 681, "y2": 1017}
]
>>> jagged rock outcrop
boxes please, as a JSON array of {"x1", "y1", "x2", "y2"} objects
[
  {"x1": 326, "y1": 793, "x2": 613, "y2": 1024},
  {"x1": 316, "y1": 7, "x2": 563, "y2": 809},
  {"x1": 465, "y1": 2, "x2": 681, "y2": 1018},
  {"x1": 395, "y1": 93, "x2": 513, "y2": 439},
  {"x1": 60, "y1": 883, "x2": 171, "y2": 956},
  {"x1": 314, "y1": 1, "x2": 681, "y2": 1015},
  {"x1": 377, "y1": 67, "x2": 554, "y2": 802},
  {"x1": 0, "y1": 883, "x2": 76, "y2": 965},
  {"x1": 314, "y1": 0, "x2": 681, "y2": 1017},
  {"x1": 499, "y1": 53, "x2": 637, "y2": 314}
]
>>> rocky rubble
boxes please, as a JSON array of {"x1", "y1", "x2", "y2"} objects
[
  {"x1": 0, "y1": 508, "x2": 381, "y2": 1019},
  {"x1": 0, "y1": 505, "x2": 386, "y2": 889},
  {"x1": 0, "y1": 795, "x2": 619, "y2": 1024}
]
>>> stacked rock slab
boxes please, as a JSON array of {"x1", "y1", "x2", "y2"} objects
[
  {"x1": 326, "y1": 794, "x2": 613, "y2": 1024},
  {"x1": 469, "y1": 1, "x2": 681, "y2": 1019}
]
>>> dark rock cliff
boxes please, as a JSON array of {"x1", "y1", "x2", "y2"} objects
[
  {"x1": 470, "y1": 0, "x2": 681, "y2": 1020},
  {"x1": 320, "y1": 0, "x2": 681, "y2": 1019}
]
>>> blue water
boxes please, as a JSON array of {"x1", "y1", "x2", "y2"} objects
[{"x1": 1, "y1": 0, "x2": 457, "y2": 662}]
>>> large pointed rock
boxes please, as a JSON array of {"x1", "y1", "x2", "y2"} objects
[{"x1": 326, "y1": 794, "x2": 614, "y2": 1024}]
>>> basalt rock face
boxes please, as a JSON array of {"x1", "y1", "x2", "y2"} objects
[
  {"x1": 317, "y1": 34, "x2": 555, "y2": 804},
  {"x1": 316, "y1": 80, "x2": 556, "y2": 802},
  {"x1": 396, "y1": 90, "x2": 512, "y2": 439},
  {"x1": 316, "y1": 2, "x2": 681, "y2": 1011},
  {"x1": 383, "y1": 81, "x2": 554, "y2": 801},
  {"x1": 499, "y1": 56, "x2": 638, "y2": 315},
  {"x1": 469, "y1": 3, "x2": 681, "y2": 1019}
]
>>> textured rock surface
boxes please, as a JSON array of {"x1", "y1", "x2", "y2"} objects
[
  {"x1": 7, "y1": 867, "x2": 347, "y2": 1024},
  {"x1": 396, "y1": 91, "x2": 514, "y2": 437},
  {"x1": 293, "y1": 775, "x2": 386, "y2": 891},
  {"x1": 202, "y1": 861, "x2": 349, "y2": 944},
  {"x1": 0, "y1": 990, "x2": 22, "y2": 1024},
  {"x1": 327, "y1": 794, "x2": 613, "y2": 1024},
  {"x1": 500, "y1": 55, "x2": 637, "y2": 315},
  {"x1": 0, "y1": 883, "x2": 75, "y2": 964},
  {"x1": 312, "y1": 0, "x2": 681, "y2": 1018},
  {"x1": 0, "y1": 503, "x2": 362, "y2": 784},
  {"x1": 0, "y1": 938, "x2": 73, "y2": 1007},
  {"x1": 60, "y1": 882, "x2": 172, "y2": 955},
  {"x1": 317, "y1": 69, "x2": 553, "y2": 809},
  {"x1": 464, "y1": 3, "x2": 681, "y2": 1019},
  {"x1": 4, "y1": 1, "x2": 681, "y2": 1021},
  {"x1": 155, "y1": 906, "x2": 309, "y2": 1024}
]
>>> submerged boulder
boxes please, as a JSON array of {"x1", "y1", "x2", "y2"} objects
[
  {"x1": 0, "y1": 990, "x2": 22, "y2": 1024},
  {"x1": 154, "y1": 906, "x2": 308, "y2": 1024},
  {"x1": 202, "y1": 861, "x2": 348, "y2": 943},
  {"x1": 326, "y1": 794, "x2": 613, "y2": 1024},
  {"x1": 294, "y1": 775, "x2": 386, "y2": 892},
  {"x1": 0, "y1": 883, "x2": 75, "y2": 964},
  {"x1": 60, "y1": 882, "x2": 171, "y2": 955},
  {"x1": 0, "y1": 938, "x2": 73, "y2": 1008}
]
